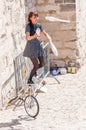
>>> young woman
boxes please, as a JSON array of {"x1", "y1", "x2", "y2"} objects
[{"x1": 23, "y1": 11, "x2": 51, "y2": 84}]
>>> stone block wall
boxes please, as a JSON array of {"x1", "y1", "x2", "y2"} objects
[
  {"x1": 76, "y1": 0, "x2": 86, "y2": 65},
  {"x1": 36, "y1": 0, "x2": 78, "y2": 68},
  {"x1": 0, "y1": 0, "x2": 36, "y2": 108}
]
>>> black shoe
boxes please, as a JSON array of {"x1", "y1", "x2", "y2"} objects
[{"x1": 27, "y1": 79, "x2": 34, "y2": 84}]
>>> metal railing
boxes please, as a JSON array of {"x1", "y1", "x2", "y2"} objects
[{"x1": 13, "y1": 43, "x2": 50, "y2": 96}]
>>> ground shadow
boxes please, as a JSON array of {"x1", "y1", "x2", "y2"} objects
[
  {"x1": 18, "y1": 115, "x2": 36, "y2": 121},
  {"x1": 0, "y1": 119, "x2": 21, "y2": 130}
]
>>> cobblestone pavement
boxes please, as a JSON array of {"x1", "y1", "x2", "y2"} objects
[{"x1": 0, "y1": 65, "x2": 86, "y2": 130}]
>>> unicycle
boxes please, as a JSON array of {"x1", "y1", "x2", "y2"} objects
[{"x1": 24, "y1": 95, "x2": 39, "y2": 118}]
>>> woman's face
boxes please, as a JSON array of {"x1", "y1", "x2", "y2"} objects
[{"x1": 30, "y1": 15, "x2": 39, "y2": 24}]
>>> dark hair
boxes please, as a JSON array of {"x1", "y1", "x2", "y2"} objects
[{"x1": 28, "y1": 11, "x2": 38, "y2": 23}]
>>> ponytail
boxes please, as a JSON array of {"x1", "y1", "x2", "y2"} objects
[{"x1": 28, "y1": 11, "x2": 39, "y2": 23}]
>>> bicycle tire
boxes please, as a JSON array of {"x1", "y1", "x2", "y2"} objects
[{"x1": 24, "y1": 95, "x2": 39, "y2": 118}]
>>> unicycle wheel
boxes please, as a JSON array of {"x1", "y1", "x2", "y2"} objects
[{"x1": 24, "y1": 95, "x2": 39, "y2": 118}]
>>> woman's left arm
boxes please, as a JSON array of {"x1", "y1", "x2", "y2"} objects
[{"x1": 41, "y1": 30, "x2": 52, "y2": 42}]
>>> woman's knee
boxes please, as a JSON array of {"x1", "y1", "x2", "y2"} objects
[
  {"x1": 39, "y1": 62, "x2": 45, "y2": 68},
  {"x1": 30, "y1": 58, "x2": 39, "y2": 70},
  {"x1": 38, "y1": 56, "x2": 45, "y2": 68},
  {"x1": 33, "y1": 63, "x2": 39, "y2": 70}
]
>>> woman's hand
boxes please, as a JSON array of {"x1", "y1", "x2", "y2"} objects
[
  {"x1": 26, "y1": 32, "x2": 38, "y2": 40},
  {"x1": 33, "y1": 33, "x2": 39, "y2": 39}
]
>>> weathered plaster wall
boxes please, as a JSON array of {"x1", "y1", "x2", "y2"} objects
[
  {"x1": 76, "y1": 0, "x2": 86, "y2": 65},
  {"x1": 0, "y1": 0, "x2": 36, "y2": 108}
]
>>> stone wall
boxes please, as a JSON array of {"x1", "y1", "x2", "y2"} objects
[
  {"x1": 1, "y1": 0, "x2": 85, "y2": 108},
  {"x1": 25, "y1": 0, "x2": 36, "y2": 23},
  {"x1": 0, "y1": 0, "x2": 36, "y2": 108},
  {"x1": 36, "y1": 0, "x2": 77, "y2": 68},
  {"x1": 76, "y1": 0, "x2": 86, "y2": 65}
]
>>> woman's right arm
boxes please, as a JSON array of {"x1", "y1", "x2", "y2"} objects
[{"x1": 26, "y1": 32, "x2": 38, "y2": 41}]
